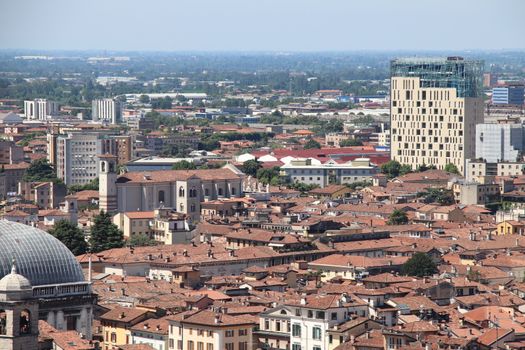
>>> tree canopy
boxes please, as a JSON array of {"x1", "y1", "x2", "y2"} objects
[
  {"x1": 23, "y1": 158, "x2": 61, "y2": 183},
  {"x1": 172, "y1": 160, "x2": 197, "y2": 170},
  {"x1": 444, "y1": 163, "x2": 460, "y2": 175},
  {"x1": 339, "y1": 138, "x2": 363, "y2": 147},
  {"x1": 387, "y1": 209, "x2": 409, "y2": 225},
  {"x1": 128, "y1": 233, "x2": 157, "y2": 247},
  {"x1": 48, "y1": 220, "x2": 88, "y2": 256},
  {"x1": 421, "y1": 188, "x2": 455, "y2": 205},
  {"x1": 402, "y1": 252, "x2": 438, "y2": 277},
  {"x1": 304, "y1": 139, "x2": 322, "y2": 149},
  {"x1": 89, "y1": 211, "x2": 124, "y2": 253},
  {"x1": 380, "y1": 160, "x2": 412, "y2": 179},
  {"x1": 242, "y1": 159, "x2": 261, "y2": 177}
]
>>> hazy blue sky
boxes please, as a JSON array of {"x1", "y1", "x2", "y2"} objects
[{"x1": 1, "y1": 0, "x2": 524, "y2": 52}]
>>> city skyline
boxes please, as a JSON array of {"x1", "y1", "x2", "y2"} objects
[{"x1": 1, "y1": 0, "x2": 524, "y2": 52}]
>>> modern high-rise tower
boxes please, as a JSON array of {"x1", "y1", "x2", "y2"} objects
[
  {"x1": 390, "y1": 57, "x2": 484, "y2": 174},
  {"x1": 92, "y1": 98, "x2": 121, "y2": 124}
]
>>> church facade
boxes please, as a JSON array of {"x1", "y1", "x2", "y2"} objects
[{"x1": 100, "y1": 158, "x2": 244, "y2": 222}]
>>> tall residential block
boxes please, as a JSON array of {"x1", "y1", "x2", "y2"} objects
[
  {"x1": 55, "y1": 133, "x2": 102, "y2": 186},
  {"x1": 476, "y1": 122, "x2": 525, "y2": 162},
  {"x1": 24, "y1": 99, "x2": 59, "y2": 120},
  {"x1": 492, "y1": 84, "x2": 525, "y2": 105},
  {"x1": 92, "y1": 98, "x2": 121, "y2": 124},
  {"x1": 390, "y1": 57, "x2": 484, "y2": 174}
]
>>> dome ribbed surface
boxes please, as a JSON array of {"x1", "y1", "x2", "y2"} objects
[{"x1": 0, "y1": 220, "x2": 85, "y2": 286}]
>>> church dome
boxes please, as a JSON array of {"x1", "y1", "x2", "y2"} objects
[
  {"x1": 0, "y1": 263, "x2": 32, "y2": 291},
  {"x1": 0, "y1": 220, "x2": 85, "y2": 286}
]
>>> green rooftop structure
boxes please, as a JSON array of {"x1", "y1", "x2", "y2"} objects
[{"x1": 390, "y1": 56, "x2": 484, "y2": 98}]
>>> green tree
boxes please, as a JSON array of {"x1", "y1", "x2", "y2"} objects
[
  {"x1": 172, "y1": 160, "x2": 197, "y2": 170},
  {"x1": 128, "y1": 233, "x2": 157, "y2": 247},
  {"x1": 23, "y1": 158, "x2": 60, "y2": 183},
  {"x1": 421, "y1": 188, "x2": 455, "y2": 205},
  {"x1": 242, "y1": 159, "x2": 261, "y2": 177},
  {"x1": 402, "y1": 252, "x2": 438, "y2": 277},
  {"x1": 387, "y1": 209, "x2": 409, "y2": 225},
  {"x1": 444, "y1": 163, "x2": 460, "y2": 175},
  {"x1": 399, "y1": 164, "x2": 413, "y2": 176},
  {"x1": 304, "y1": 139, "x2": 321, "y2": 149},
  {"x1": 48, "y1": 220, "x2": 88, "y2": 256},
  {"x1": 380, "y1": 160, "x2": 401, "y2": 179},
  {"x1": 339, "y1": 138, "x2": 363, "y2": 147},
  {"x1": 139, "y1": 94, "x2": 150, "y2": 104},
  {"x1": 89, "y1": 211, "x2": 124, "y2": 253}
]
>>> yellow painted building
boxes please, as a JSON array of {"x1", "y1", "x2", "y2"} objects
[
  {"x1": 497, "y1": 220, "x2": 525, "y2": 235},
  {"x1": 100, "y1": 306, "x2": 153, "y2": 350}
]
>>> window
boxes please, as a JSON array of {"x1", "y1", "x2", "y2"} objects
[
  {"x1": 198, "y1": 342, "x2": 204, "y2": 350},
  {"x1": 295, "y1": 309, "x2": 301, "y2": 317},
  {"x1": 307, "y1": 310, "x2": 313, "y2": 318},
  {"x1": 292, "y1": 324, "x2": 301, "y2": 337},
  {"x1": 313, "y1": 347, "x2": 321, "y2": 350},
  {"x1": 20, "y1": 309, "x2": 31, "y2": 335},
  {"x1": 169, "y1": 339, "x2": 175, "y2": 349},
  {"x1": 205, "y1": 188, "x2": 210, "y2": 196},
  {"x1": 225, "y1": 330, "x2": 234, "y2": 337},
  {"x1": 179, "y1": 187, "x2": 185, "y2": 197},
  {"x1": 207, "y1": 344, "x2": 214, "y2": 350},
  {"x1": 218, "y1": 188, "x2": 223, "y2": 196},
  {"x1": 312, "y1": 327, "x2": 321, "y2": 340},
  {"x1": 239, "y1": 342, "x2": 248, "y2": 350},
  {"x1": 239, "y1": 329, "x2": 248, "y2": 336},
  {"x1": 316, "y1": 311, "x2": 325, "y2": 319},
  {"x1": 158, "y1": 190, "x2": 165, "y2": 203},
  {"x1": 178, "y1": 341, "x2": 183, "y2": 350},
  {"x1": 110, "y1": 332, "x2": 117, "y2": 343},
  {"x1": 331, "y1": 312, "x2": 337, "y2": 320},
  {"x1": 225, "y1": 343, "x2": 234, "y2": 350},
  {"x1": 292, "y1": 344, "x2": 301, "y2": 350},
  {"x1": 265, "y1": 319, "x2": 269, "y2": 330},
  {"x1": 187, "y1": 341, "x2": 194, "y2": 350},
  {"x1": 0, "y1": 309, "x2": 6, "y2": 335}
]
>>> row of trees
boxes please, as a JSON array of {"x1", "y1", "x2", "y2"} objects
[
  {"x1": 380, "y1": 160, "x2": 460, "y2": 179},
  {"x1": 48, "y1": 211, "x2": 126, "y2": 255}
]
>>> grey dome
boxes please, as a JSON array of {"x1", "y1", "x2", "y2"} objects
[{"x1": 0, "y1": 220, "x2": 85, "y2": 286}]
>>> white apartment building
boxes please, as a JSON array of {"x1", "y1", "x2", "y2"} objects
[
  {"x1": 287, "y1": 294, "x2": 368, "y2": 350},
  {"x1": 281, "y1": 158, "x2": 378, "y2": 188},
  {"x1": 390, "y1": 57, "x2": 484, "y2": 175},
  {"x1": 54, "y1": 132, "x2": 102, "y2": 186},
  {"x1": 92, "y1": 98, "x2": 121, "y2": 124},
  {"x1": 24, "y1": 99, "x2": 59, "y2": 120},
  {"x1": 475, "y1": 123, "x2": 525, "y2": 163}
]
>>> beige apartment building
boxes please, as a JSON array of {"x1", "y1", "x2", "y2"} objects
[
  {"x1": 168, "y1": 310, "x2": 255, "y2": 350},
  {"x1": 390, "y1": 57, "x2": 484, "y2": 175}
]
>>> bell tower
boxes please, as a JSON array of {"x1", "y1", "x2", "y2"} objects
[
  {"x1": 0, "y1": 261, "x2": 39, "y2": 350},
  {"x1": 99, "y1": 154, "x2": 118, "y2": 213}
]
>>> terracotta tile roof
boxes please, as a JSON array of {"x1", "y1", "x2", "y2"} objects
[
  {"x1": 131, "y1": 316, "x2": 170, "y2": 335},
  {"x1": 477, "y1": 328, "x2": 513, "y2": 346},
  {"x1": 100, "y1": 306, "x2": 150, "y2": 323},
  {"x1": 125, "y1": 211, "x2": 155, "y2": 219},
  {"x1": 117, "y1": 167, "x2": 241, "y2": 184},
  {"x1": 309, "y1": 254, "x2": 408, "y2": 269},
  {"x1": 181, "y1": 310, "x2": 255, "y2": 327}
]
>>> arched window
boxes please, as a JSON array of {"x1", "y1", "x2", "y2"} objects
[
  {"x1": 20, "y1": 309, "x2": 30, "y2": 335},
  {"x1": 158, "y1": 190, "x2": 165, "y2": 203},
  {"x1": 231, "y1": 187, "x2": 236, "y2": 195},
  {"x1": 190, "y1": 204, "x2": 196, "y2": 212},
  {"x1": 0, "y1": 309, "x2": 6, "y2": 335},
  {"x1": 180, "y1": 203, "x2": 184, "y2": 212},
  {"x1": 218, "y1": 188, "x2": 223, "y2": 196},
  {"x1": 204, "y1": 188, "x2": 209, "y2": 197},
  {"x1": 190, "y1": 187, "x2": 197, "y2": 198},
  {"x1": 179, "y1": 187, "x2": 185, "y2": 197},
  {"x1": 101, "y1": 161, "x2": 106, "y2": 172}
]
